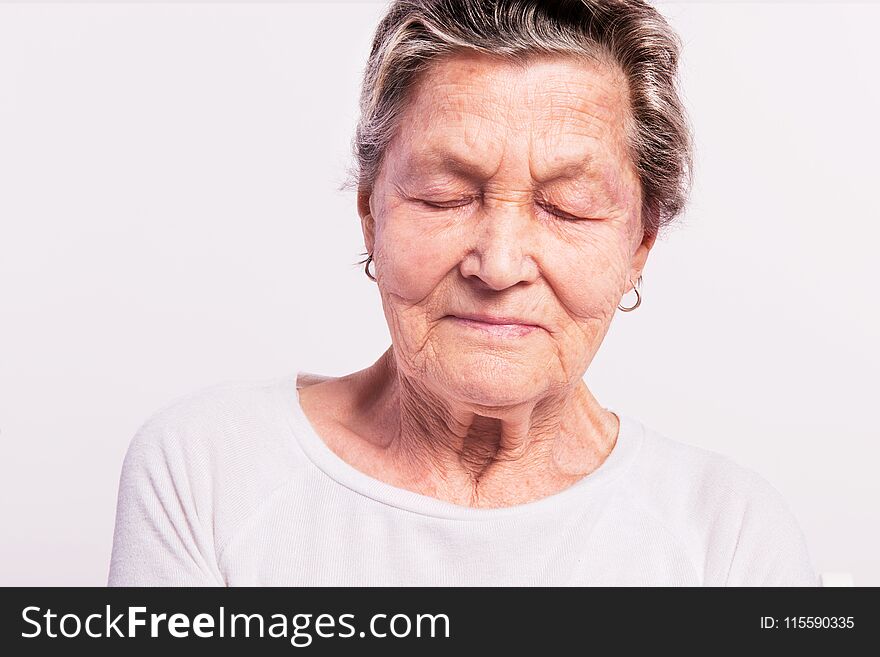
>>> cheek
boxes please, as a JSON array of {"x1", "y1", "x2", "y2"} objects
[
  {"x1": 374, "y1": 210, "x2": 465, "y2": 303},
  {"x1": 540, "y1": 227, "x2": 630, "y2": 322},
  {"x1": 374, "y1": 204, "x2": 631, "y2": 332}
]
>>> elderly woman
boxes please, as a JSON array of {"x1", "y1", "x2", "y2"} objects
[{"x1": 109, "y1": 0, "x2": 816, "y2": 586}]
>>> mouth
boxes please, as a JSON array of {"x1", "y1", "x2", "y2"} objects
[{"x1": 446, "y1": 314, "x2": 542, "y2": 338}]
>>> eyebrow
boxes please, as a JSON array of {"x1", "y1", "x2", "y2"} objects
[
  {"x1": 404, "y1": 148, "x2": 608, "y2": 186},
  {"x1": 404, "y1": 150, "x2": 495, "y2": 183}
]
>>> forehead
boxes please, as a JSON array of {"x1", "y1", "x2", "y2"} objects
[{"x1": 389, "y1": 51, "x2": 634, "y2": 183}]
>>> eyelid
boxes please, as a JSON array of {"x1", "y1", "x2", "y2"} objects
[
  {"x1": 419, "y1": 196, "x2": 477, "y2": 209},
  {"x1": 537, "y1": 201, "x2": 584, "y2": 222},
  {"x1": 415, "y1": 195, "x2": 590, "y2": 221}
]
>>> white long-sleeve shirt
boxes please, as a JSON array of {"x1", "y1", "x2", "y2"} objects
[{"x1": 108, "y1": 370, "x2": 817, "y2": 586}]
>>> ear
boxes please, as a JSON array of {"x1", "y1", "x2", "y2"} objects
[
  {"x1": 357, "y1": 186, "x2": 376, "y2": 254},
  {"x1": 629, "y1": 227, "x2": 657, "y2": 289}
]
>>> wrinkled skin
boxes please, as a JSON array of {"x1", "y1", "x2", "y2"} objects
[{"x1": 299, "y1": 51, "x2": 656, "y2": 508}]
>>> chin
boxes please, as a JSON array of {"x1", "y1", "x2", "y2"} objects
[{"x1": 439, "y1": 352, "x2": 544, "y2": 408}]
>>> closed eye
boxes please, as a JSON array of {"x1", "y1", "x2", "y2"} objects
[
  {"x1": 419, "y1": 197, "x2": 476, "y2": 209},
  {"x1": 417, "y1": 197, "x2": 594, "y2": 221},
  {"x1": 537, "y1": 202, "x2": 587, "y2": 222}
]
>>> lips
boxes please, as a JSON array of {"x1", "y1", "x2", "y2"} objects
[
  {"x1": 449, "y1": 313, "x2": 541, "y2": 328},
  {"x1": 446, "y1": 313, "x2": 542, "y2": 338}
]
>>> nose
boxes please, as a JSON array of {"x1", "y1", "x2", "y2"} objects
[{"x1": 458, "y1": 199, "x2": 539, "y2": 291}]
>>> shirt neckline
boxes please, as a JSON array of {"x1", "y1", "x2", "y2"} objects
[{"x1": 280, "y1": 369, "x2": 645, "y2": 521}]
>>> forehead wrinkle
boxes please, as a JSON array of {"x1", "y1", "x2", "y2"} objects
[
  {"x1": 398, "y1": 82, "x2": 513, "y2": 183},
  {"x1": 528, "y1": 122, "x2": 634, "y2": 205},
  {"x1": 400, "y1": 115, "x2": 615, "y2": 188},
  {"x1": 392, "y1": 55, "x2": 633, "y2": 195},
  {"x1": 519, "y1": 58, "x2": 632, "y2": 182},
  {"x1": 528, "y1": 86, "x2": 627, "y2": 161}
]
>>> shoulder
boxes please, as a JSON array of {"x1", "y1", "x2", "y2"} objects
[
  {"x1": 117, "y1": 374, "x2": 308, "y2": 550},
  {"x1": 630, "y1": 419, "x2": 793, "y2": 514},
  {"x1": 128, "y1": 374, "x2": 300, "y2": 464},
  {"x1": 621, "y1": 417, "x2": 816, "y2": 586}
]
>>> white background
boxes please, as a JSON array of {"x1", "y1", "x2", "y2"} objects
[{"x1": 1, "y1": 1, "x2": 877, "y2": 586}]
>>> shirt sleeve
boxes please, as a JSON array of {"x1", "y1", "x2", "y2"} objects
[
  {"x1": 107, "y1": 420, "x2": 225, "y2": 587},
  {"x1": 723, "y1": 475, "x2": 817, "y2": 587}
]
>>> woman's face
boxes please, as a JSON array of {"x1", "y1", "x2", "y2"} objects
[{"x1": 359, "y1": 52, "x2": 654, "y2": 407}]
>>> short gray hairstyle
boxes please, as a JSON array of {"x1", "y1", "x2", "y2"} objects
[{"x1": 344, "y1": 0, "x2": 694, "y2": 241}]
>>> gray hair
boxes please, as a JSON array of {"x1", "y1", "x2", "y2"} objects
[{"x1": 343, "y1": 0, "x2": 694, "y2": 241}]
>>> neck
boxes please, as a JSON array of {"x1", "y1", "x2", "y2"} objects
[{"x1": 360, "y1": 347, "x2": 619, "y2": 508}]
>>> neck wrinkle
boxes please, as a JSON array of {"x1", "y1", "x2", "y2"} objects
[{"x1": 370, "y1": 347, "x2": 613, "y2": 505}]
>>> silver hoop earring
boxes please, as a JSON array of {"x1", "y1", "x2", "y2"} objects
[
  {"x1": 360, "y1": 252, "x2": 377, "y2": 282},
  {"x1": 618, "y1": 276, "x2": 642, "y2": 312}
]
